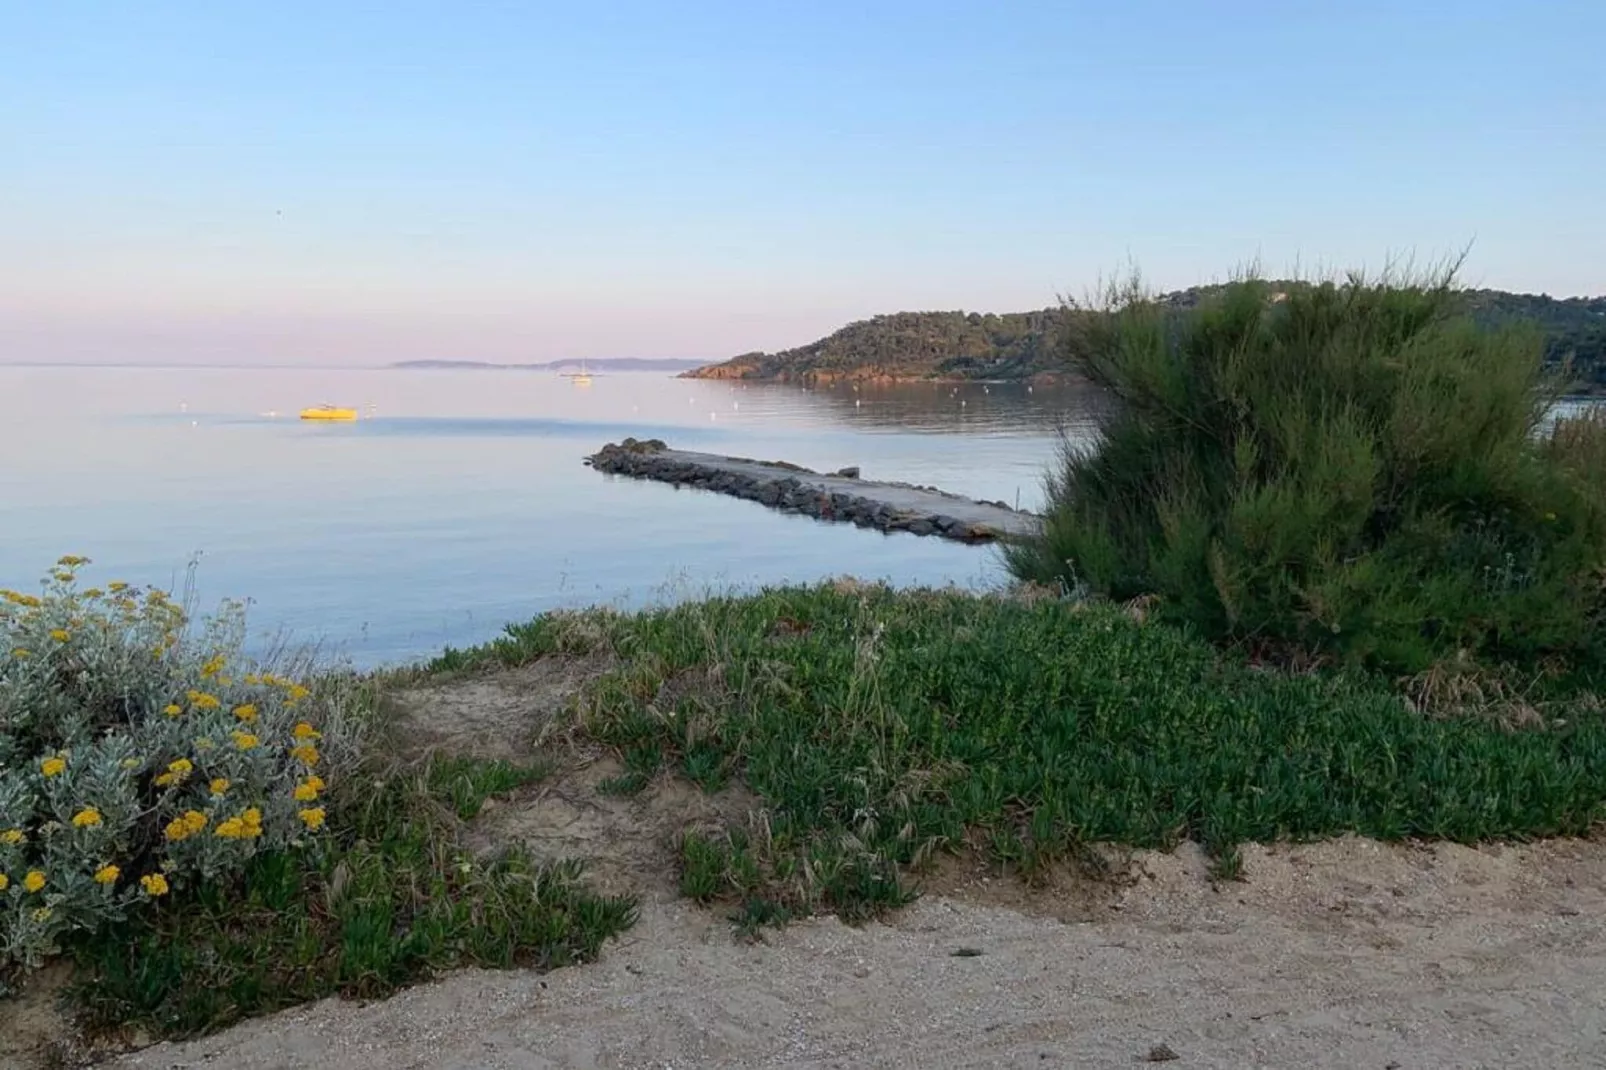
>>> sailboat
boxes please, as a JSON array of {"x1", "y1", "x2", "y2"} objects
[{"x1": 563, "y1": 359, "x2": 593, "y2": 386}]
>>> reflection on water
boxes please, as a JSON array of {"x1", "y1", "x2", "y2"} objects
[
  {"x1": 731, "y1": 379, "x2": 1111, "y2": 437},
  {"x1": 0, "y1": 367, "x2": 1105, "y2": 667}
]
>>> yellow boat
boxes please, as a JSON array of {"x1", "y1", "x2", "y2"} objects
[{"x1": 299, "y1": 404, "x2": 359, "y2": 421}]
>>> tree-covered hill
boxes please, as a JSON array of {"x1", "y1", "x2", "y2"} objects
[{"x1": 684, "y1": 286, "x2": 1606, "y2": 390}]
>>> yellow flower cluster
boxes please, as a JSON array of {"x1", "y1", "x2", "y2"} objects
[
  {"x1": 49, "y1": 628, "x2": 71, "y2": 643},
  {"x1": 71, "y1": 807, "x2": 102, "y2": 829},
  {"x1": 233, "y1": 703, "x2": 259, "y2": 723},
  {"x1": 164, "y1": 809, "x2": 209, "y2": 841},
  {"x1": 200, "y1": 654, "x2": 227, "y2": 678},
  {"x1": 94, "y1": 864, "x2": 120, "y2": 885},
  {"x1": 210, "y1": 777, "x2": 230, "y2": 796},
  {"x1": 24, "y1": 870, "x2": 46, "y2": 893},
  {"x1": 293, "y1": 774, "x2": 325, "y2": 802},
  {"x1": 140, "y1": 873, "x2": 169, "y2": 897},
  {"x1": 1, "y1": 589, "x2": 43, "y2": 608},
  {"x1": 0, "y1": 874, "x2": 8, "y2": 891},
  {"x1": 215, "y1": 807, "x2": 263, "y2": 840},
  {"x1": 297, "y1": 807, "x2": 326, "y2": 830},
  {"x1": 154, "y1": 757, "x2": 194, "y2": 788},
  {"x1": 231, "y1": 729, "x2": 260, "y2": 751},
  {"x1": 1, "y1": 828, "x2": 25, "y2": 846},
  {"x1": 40, "y1": 756, "x2": 66, "y2": 778},
  {"x1": 186, "y1": 690, "x2": 222, "y2": 711},
  {"x1": 255, "y1": 673, "x2": 312, "y2": 703}
]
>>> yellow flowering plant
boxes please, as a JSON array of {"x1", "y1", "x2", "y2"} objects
[{"x1": 0, "y1": 557, "x2": 360, "y2": 980}]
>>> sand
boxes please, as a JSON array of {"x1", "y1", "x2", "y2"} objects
[{"x1": 92, "y1": 835, "x2": 1606, "y2": 1070}]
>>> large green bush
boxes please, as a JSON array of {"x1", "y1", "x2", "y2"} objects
[{"x1": 1007, "y1": 268, "x2": 1606, "y2": 675}]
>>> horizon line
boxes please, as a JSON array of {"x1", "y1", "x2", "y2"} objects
[{"x1": 0, "y1": 358, "x2": 710, "y2": 370}]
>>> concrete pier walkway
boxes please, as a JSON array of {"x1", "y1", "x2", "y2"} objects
[{"x1": 585, "y1": 439, "x2": 1040, "y2": 544}]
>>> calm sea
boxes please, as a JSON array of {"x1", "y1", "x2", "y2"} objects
[{"x1": 1, "y1": 366, "x2": 1101, "y2": 668}]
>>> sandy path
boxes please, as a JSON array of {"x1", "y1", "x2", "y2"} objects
[{"x1": 104, "y1": 836, "x2": 1606, "y2": 1070}]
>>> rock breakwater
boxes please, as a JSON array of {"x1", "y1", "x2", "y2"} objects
[{"x1": 585, "y1": 439, "x2": 1039, "y2": 544}]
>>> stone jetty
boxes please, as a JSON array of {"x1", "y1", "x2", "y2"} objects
[{"x1": 584, "y1": 439, "x2": 1040, "y2": 544}]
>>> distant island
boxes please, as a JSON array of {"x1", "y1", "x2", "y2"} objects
[
  {"x1": 682, "y1": 286, "x2": 1606, "y2": 389},
  {"x1": 391, "y1": 358, "x2": 707, "y2": 372}
]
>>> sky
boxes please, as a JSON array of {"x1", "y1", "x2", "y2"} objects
[{"x1": 3, "y1": 0, "x2": 1602, "y2": 365}]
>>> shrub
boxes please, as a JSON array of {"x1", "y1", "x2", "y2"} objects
[
  {"x1": 1006, "y1": 267, "x2": 1606, "y2": 676},
  {"x1": 0, "y1": 557, "x2": 360, "y2": 982}
]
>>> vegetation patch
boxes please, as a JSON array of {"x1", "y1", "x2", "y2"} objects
[
  {"x1": 0, "y1": 559, "x2": 636, "y2": 1046},
  {"x1": 69, "y1": 753, "x2": 634, "y2": 1039},
  {"x1": 457, "y1": 582, "x2": 1606, "y2": 923}
]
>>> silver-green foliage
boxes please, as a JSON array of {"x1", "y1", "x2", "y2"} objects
[{"x1": 0, "y1": 559, "x2": 361, "y2": 979}]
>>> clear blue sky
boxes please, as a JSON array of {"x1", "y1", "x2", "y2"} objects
[{"x1": 4, "y1": 1, "x2": 1601, "y2": 364}]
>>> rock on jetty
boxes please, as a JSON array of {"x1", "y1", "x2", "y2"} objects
[{"x1": 585, "y1": 439, "x2": 1040, "y2": 544}]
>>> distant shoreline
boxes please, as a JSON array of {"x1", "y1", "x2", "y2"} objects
[
  {"x1": 390, "y1": 359, "x2": 706, "y2": 372},
  {"x1": 0, "y1": 359, "x2": 705, "y2": 372}
]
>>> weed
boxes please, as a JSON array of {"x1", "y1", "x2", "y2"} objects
[
  {"x1": 730, "y1": 896, "x2": 792, "y2": 940},
  {"x1": 597, "y1": 771, "x2": 650, "y2": 797},
  {"x1": 419, "y1": 610, "x2": 619, "y2": 678},
  {"x1": 426, "y1": 756, "x2": 550, "y2": 820},
  {"x1": 677, "y1": 831, "x2": 727, "y2": 901}
]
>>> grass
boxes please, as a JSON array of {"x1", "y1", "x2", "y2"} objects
[
  {"x1": 66, "y1": 752, "x2": 637, "y2": 1039},
  {"x1": 423, "y1": 613, "x2": 613, "y2": 677},
  {"x1": 455, "y1": 582, "x2": 1606, "y2": 922},
  {"x1": 427, "y1": 755, "x2": 552, "y2": 819}
]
